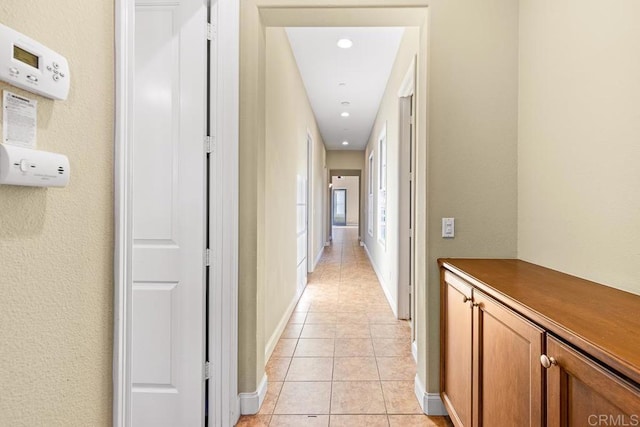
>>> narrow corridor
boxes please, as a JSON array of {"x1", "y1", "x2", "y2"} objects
[{"x1": 237, "y1": 227, "x2": 452, "y2": 426}]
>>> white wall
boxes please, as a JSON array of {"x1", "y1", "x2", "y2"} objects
[
  {"x1": 332, "y1": 176, "x2": 359, "y2": 226},
  {"x1": 518, "y1": 0, "x2": 640, "y2": 295}
]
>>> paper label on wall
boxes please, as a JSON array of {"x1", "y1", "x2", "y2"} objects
[{"x1": 3, "y1": 90, "x2": 37, "y2": 149}]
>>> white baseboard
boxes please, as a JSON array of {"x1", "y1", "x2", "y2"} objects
[
  {"x1": 414, "y1": 374, "x2": 448, "y2": 416},
  {"x1": 363, "y1": 243, "x2": 398, "y2": 318},
  {"x1": 264, "y1": 287, "x2": 303, "y2": 361},
  {"x1": 411, "y1": 340, "x2": 418, "y2": 363},
  {"x1": 239, "y1": 374, "x2": 268, "y2": 415},
  {"x1": 313, "y1": 245, "x2": 325, "y2": 270},
  {"x1": 359, "y1": 240, "x2": 364, "y2": 247}
]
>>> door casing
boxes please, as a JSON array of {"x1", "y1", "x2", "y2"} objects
[
  {"x1": 306, "y1": 130, "x2": 315, "y2": 272},
  {"x1": 329, "y1": 169, "x2": 363, "y2": 243},
  {"x1": 397, "y1": 57, "x2": 416, "y2": 341}
]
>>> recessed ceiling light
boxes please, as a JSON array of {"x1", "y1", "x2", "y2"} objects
[
  {"x1": 338, "y1": 82, "x2": 346, "y2": 87},
  {"x1": 342, "y1": 141, "x2": 349, "y2": 146},
  {"x1": 341, "y1": 112, "x2": 350, "y2": 117},
  {"x1": 337, "y1": 38, "x2": 353, "y2": 49},
  {"x1": 341, "y1": 101, "x2": 350, "y2": 106}
]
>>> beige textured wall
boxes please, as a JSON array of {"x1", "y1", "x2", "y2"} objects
[
  {"x1": 423, "y1": 0, "x2": 519, "y2": 391},
  {"x1": 326, "y1": 150, "x2": 365, "y2": 171},
  {"x1": 264, "y1": 27, "x2": 327, "y2": 353},
  {"x1": 239, "y1": 0, "x2": 266, "y2": 393},
  {"x1": 332, "y1": 176, "x2": 359, "y2": 226},
  {"x1": 363, "y1": 27, "x2": 419, "y2": 314},
  {"x1": 0, "y1": 1, "x2": 114, "y2": 426},
  {"x1": 518, "y1": 0, "x2": 640, "y2": 295}
]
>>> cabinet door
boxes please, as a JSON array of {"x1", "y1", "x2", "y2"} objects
[
  {"x1": 473, "y1": 290, "x2": 544, "y2": 427},
  {"x1": 546, "y1": 336, "x2": 640, "y2": 427},
  {"x1": 441, "y1": 271, "x2": 474, "y2": 427}
]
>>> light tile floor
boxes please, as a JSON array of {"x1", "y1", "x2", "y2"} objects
[{"x1": 236, "y1": 227, "x2": 452, "y2": 427}]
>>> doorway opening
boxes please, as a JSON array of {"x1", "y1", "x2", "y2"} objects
[
  {"x1": 331, "y1": 175, "x2": 359, "y2": 229},
  {"x1": 241, "y1": 2, "x2": 437, "y2": 421},
  {"x1": 328, "y1": 169, "x2": 363, "y2": 245}
]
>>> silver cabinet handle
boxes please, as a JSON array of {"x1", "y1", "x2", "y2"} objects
[{"x1": 540, "y1": 354, "x2": 557, "y2": 369}]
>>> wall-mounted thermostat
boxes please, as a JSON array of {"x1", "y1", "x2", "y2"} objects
[{"x1": 0, "y1": 24, "x2": 70, "y2": 100}]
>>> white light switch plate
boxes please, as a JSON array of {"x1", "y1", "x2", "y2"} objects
[{"x1": 442, "y1": 218, "x2": 455, "y2": 238}]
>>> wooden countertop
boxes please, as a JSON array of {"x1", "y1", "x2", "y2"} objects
[{"x1": 438, "y1": 258, "x2": 640, "y2": 386}]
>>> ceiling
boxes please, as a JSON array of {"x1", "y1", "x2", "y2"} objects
[{"x1": 285, "y1": 27, "x2": 405, "y2": 151}]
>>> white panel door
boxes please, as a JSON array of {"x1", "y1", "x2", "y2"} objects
[{"x1": 132, "y1": 0, "x2": 207, "y2": 425}]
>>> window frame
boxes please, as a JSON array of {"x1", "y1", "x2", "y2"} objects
[
  {"x1": 377, "y1": 124, "x2": 387, "y2": 247},
  {"x1": 367, "y1": 151, "x2": 374, "y2": 237}
]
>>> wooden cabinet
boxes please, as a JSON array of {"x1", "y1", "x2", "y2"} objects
[
  {"x1": 545, "y1": 336, "x2": 640, "y2": 427},
  {"x1": 440, "y1": 259, "x2": 640, "y2": 427},
  {"x1": 441, "y1": 271, "x2": 473, "y2": 426},
  {"x1": 441, "y1": 270, "x2": 544, "y2": 427}
]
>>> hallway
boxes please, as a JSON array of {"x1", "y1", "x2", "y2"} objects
[{"x1": 237, "y1": 227, "x2": 451, "y2": 426}]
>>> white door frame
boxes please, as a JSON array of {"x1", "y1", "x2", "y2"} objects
[
  {"x1": 397, "y1": 56, "x2": 416, "y2": 322},
  {"x1": 113, "y1": 0, "x2": 240, "y2": 425},
  {"x1": 306, "y1": 130, "x2": 314, "y2": 272},
  {"x1": 208, "y1": 1, "x2": 240, "y2": 425}
]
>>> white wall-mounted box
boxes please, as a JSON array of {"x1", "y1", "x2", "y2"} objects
[{"x1": 0, "y1": 144, "x2": 70, "y2": 187}]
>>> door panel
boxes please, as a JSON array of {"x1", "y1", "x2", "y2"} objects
[
  {"x1": 132, "y1": 5, "x2": 177, "y2": 244},
  {"x1": 132, "y1": 282, "x2": 176, "y2": 385},
  {"x1": 473, "y1": 291, "x2": 544, "y2": 427},
  {"x1": 132, "y1": 0, "x2": 207, "y2": 425},
  {"x1": 441, "y1": 271, "x2": 474, "y2": 427},
  {"x1": 546, "y1": 336, "x2": 640, "y2": 427}
]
